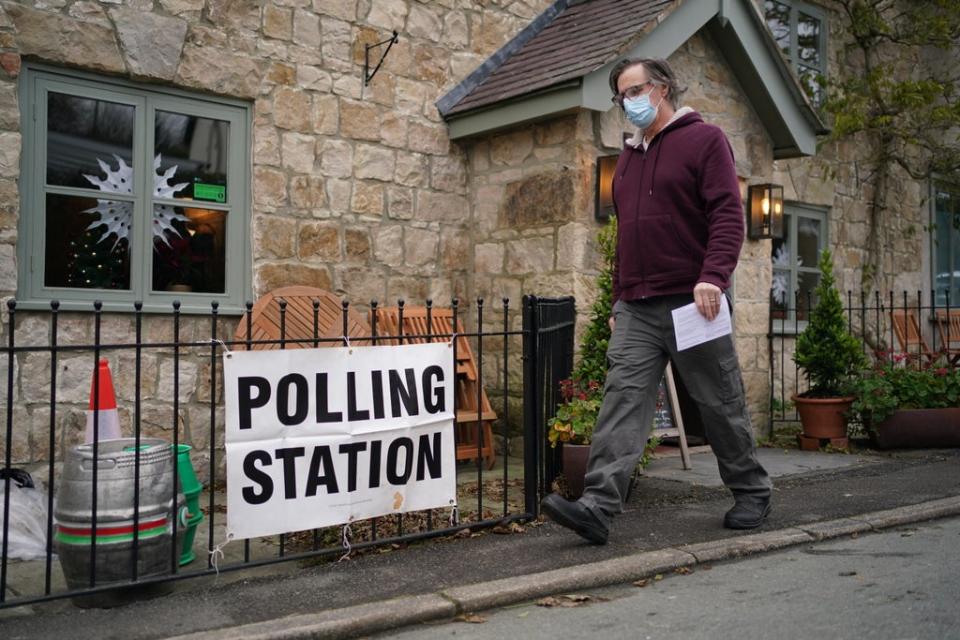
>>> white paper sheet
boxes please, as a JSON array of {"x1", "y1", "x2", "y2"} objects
[{"x1": 671, "y1": 296, "x2": 732, "y2": 351}]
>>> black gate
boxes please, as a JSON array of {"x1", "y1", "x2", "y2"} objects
[{"x1": 1, "y1": 294, "x2": 576, "y2": 608}]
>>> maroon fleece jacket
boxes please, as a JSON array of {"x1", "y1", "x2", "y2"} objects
[{"x1": 611, "y1": 110, "x2": 743, "y2": 303}]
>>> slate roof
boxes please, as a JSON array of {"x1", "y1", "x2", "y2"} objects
[{"x1": 438, "y1": 0, "x2": 678, "y2": 117}]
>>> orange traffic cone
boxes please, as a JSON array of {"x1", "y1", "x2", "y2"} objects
[{"x1": 84, "y1": 359, "x2": 122, "y2": 443}]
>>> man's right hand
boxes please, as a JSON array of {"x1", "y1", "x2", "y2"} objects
[{"x1": 608, "y1": 316, "x2": 615, "y2": 332}]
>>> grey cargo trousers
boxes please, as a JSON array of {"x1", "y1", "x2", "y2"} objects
[{"x1": 580, "y1": 295, "x2": 772, "y2": 526}]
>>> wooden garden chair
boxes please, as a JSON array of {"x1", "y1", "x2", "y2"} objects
[
  {"x1": 935, "y1": 310, "x2": 960, "y2": 365},
  {"x1": 890, "y1": 309, "x2": 936, "y2": 367},
  {"x1": 370, "y1": 306, "x2": 497, "y2": 470},
  {"x1": 234, "y1": 286, "x2": 371, "y2": 350}
]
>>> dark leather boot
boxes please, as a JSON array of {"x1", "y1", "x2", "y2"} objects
[
  {"x1": 723, "y1": 497, "x2": 772, "y2": 529},
  {"x1": 541, "y1": 493, "x2": 609, "y2": 544}
]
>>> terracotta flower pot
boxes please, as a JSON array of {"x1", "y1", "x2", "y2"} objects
[
  {"x1": 561, "y1": 443, "x2": 591, "y2": 499},
  {"x1": 792, "y1": 395, "x2": 854, "y2": 440},
  {"x1": 870, "y1": 407, "x2": 960, "y2": 449}
]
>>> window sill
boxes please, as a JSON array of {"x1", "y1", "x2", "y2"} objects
[{"x1": 770, "y1": 319, "x2": 809, "y2": 337}]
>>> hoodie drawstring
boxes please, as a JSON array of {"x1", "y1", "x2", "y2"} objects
[{"x1": 648, "y1": 130, "x2": 667, "y2": 196}]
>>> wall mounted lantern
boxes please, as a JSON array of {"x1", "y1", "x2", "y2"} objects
[
  {"x1": 595, "y1": 154, "x2": 618, "y2": 221},
  {"x1": 747, "y1": 183, "x2": 784, "y2": 239}
]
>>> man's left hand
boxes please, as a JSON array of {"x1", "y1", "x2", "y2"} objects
[{"x1": 693, "y1": 282, "x2": 723, "y2": 321}]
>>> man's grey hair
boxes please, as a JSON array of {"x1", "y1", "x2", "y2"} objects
[{"x1": 608, "y1": 58, "x2": 687, "y2": 108}]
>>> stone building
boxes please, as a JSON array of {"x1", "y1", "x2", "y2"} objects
[{"x1": 0, "y1": 0, "x2": 955, "y2": 469}]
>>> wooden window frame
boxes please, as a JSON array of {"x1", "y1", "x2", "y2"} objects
[
  {"x1": 16, "y1": 64, "x2": 252, "y2": 315},
  {"x1": 771, "y1": 202, "x2": 829, "y2": 334}
]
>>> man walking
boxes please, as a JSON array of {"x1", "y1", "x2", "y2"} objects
[{"x1": 541, "y1": 58, "x2": 772, "y2": 544}]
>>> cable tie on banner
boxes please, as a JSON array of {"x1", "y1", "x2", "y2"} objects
[
  {"x1": 210, "y1": 337, "x2": 233, "y2": 356},
  {"x1": 338, "y1": 519, "x2": 354, "y2": 562},
  {"x1": 209, "y1": 532, "x2": 235, "y2": 575},
  {"x1": 448, "y1": 501, "x2": 459, "y2": 528}
]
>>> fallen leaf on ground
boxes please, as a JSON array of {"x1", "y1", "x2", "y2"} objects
[
  {"x1": 674, "y1": 567, "x2": 693, "y2": 575},
  {"x1": 491, "y1": 521, "x2": 525, "y2": 534},
  {"x1": 839, "y1": 571, "x2": 857, "y2": 577},
  {"x1": 454, "y1": 528, "x2": 472, "y2": 538},
  {"x1": 633, "y1": 579, "x2": 649, "y2": 588},
  {"x1": 536, "y1": 594, "x2": 594, "y2": 608},
  {"x1": 654, "y1": 574, "x2": 664, "y2": 581},
  {"x1": 455, "y1": 613, "x2": 486, "y2": 624}
]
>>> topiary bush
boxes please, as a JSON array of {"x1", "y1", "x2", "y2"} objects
[
  {"x1": 793, "y1": 249, "x2": 866, "y2": 397},
  {"x1": 572, "y1": 215, "x2": 617, "y2": 387}
]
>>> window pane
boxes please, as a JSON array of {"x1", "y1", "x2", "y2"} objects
[
  {"x1": 764, "y1": 1, "x2": 792, "y2": 58},
  {"x1": 798, "y1": 65, "x2": 824, "y2": 105},
  {"x1": 796, "y1": 272, "x2": 820, "y2": 321},
  {"x1": 152, "y1": 206, "x2": 226, "y2": 294},
  {"x1": 797, "y1": 12, "x2": 821, "y2": 67},
  {"x1": 771, "y1": 268, "x2": 791, "y2": 317},
  {"x1": 44, "y1": 193, "x2": 131, "y2": 290},
  {"x1": 155, "y1": 111, "x2": 229, "y2": 203},
  {"x1": 797, "y1": 215, "x2": 821, "y2": 268},
  {"x1": 934, "y1": 189, "x2": 960, "y2": 305},
  {"x1": 771, "y1": 221, "x2": 792, "y2": 315},
  {"x1": 47, "y1": 92, "x2": 135, "y2": 193}
]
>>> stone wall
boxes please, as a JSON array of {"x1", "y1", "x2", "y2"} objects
[
  {"x1": 0, "y1": 311, "x2": 232, "y2": 481},
  {"x1": 756, "y1": 0, "x2": 931, "y2": 320},
  {"x1": 0, "y1": 0, "x2": 553, "y2": 475}
]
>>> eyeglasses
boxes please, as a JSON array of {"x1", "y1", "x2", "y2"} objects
[{"x1": 612, "y1": 81, "x2": 657, "y2": 106}]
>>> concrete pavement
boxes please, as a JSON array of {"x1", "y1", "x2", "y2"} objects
[{"x1": 0, "y1": 447, "x2": 958, "y2": 639}]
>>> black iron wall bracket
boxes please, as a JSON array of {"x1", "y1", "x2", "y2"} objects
[{"x1": 364, "y1": 30, "x2": 399, "y2": 86}]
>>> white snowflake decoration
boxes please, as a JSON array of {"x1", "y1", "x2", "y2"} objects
[
  {"x1": 771, "y1": 245, "x2": 801, "y2": 305},
  {"x1": 82, "y1": 154, "x2": 189, "y2": 251}
]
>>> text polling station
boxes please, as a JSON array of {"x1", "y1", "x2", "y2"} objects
[{"x1": 223, "y1": 342, "x2": 456, "y2": 539}]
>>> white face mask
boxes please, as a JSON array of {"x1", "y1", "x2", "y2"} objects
[{"x1": 623, "y1": 92, "x2": 662, "y2": 130}]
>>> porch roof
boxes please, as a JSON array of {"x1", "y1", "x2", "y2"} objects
[{"x1": 436, "y1": 0, "x2": 828, "y2": 158}]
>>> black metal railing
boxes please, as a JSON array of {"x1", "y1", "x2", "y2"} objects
[
  {"x1": 769, "y1": 290, "x2": 958, "y2": 433},
  {"x1": 0, "y1": 294, "x2": 576, "y2": 608},
  {"x1": 522, "y1": 296, "x2": 576, "y2": 511}
]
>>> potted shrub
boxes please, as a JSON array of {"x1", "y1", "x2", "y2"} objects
[
  {"x1": 792, "y1": 249, "x2": 866, "y2": 447},
  {"x1": 547, "y1": 378, "x2": 601, "y2": 497},
  {"x1": 851, "y1": 355, "x2": 960, "y2": 449}
]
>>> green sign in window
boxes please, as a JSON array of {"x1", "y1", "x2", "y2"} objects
[{"x1": 194, "y1": 183, "x2": 226, "y2": 202}]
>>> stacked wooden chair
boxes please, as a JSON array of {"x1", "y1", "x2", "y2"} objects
[
  {"x1": 234, "y1": 286, "x2": 371, "y2": 350},
  {"x1": 935, "y1": 310, "x2": 960, "y2": 365},
  {"x1": 890, "y1": 309, "x2": 936, "y2": 367},
  {"x1": 370, "y1": 306, "x2": 497, "y2": 470}
]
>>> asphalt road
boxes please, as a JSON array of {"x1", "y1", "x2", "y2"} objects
[{"x1": 386, "y1": 516, "x2": 960, "y2": 640}]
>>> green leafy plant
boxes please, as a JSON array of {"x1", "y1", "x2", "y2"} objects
[
  {"x1": 794, "y1": 249, "x2": 866, "y2": 397},
  {"x1": 850, "y1": 354, "x2": 960, "y2": 429},
  {"x1": 547, "y1": 217, "x2": 617, "y2": 448},
  {"x1": 572, "y1": 215, "x2": 617, "y2": 386},
  {"x1": 547, "y1": 379, "x2": 601, "y2": 447}
]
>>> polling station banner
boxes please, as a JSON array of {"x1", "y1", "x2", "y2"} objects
[{"x1": 223, "y1": 342, "x2": 456, "y2": 540}]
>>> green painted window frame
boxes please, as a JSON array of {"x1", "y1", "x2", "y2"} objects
[
  {"x1": 930, "y1": 181, "x2": 960, "y2": 307},
  {"x1": 763, "y1": 0, "x2": 828, "y2": 106},
  {"x1": 17, "y1": 64, "x2": 252, "y2": 315},
  {"x1": 771, "y1": 202, "x2": 829, "y2": 334}
]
